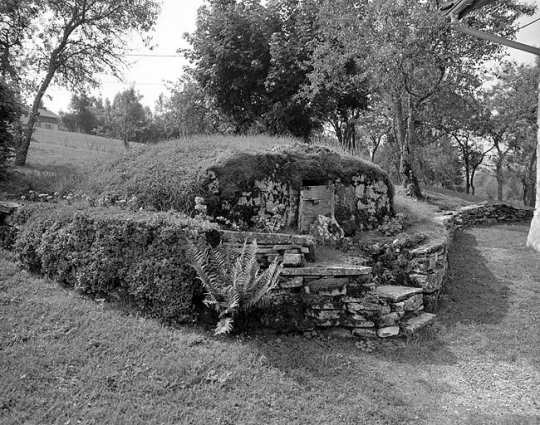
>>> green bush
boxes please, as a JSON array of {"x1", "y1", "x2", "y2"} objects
[{"x1": 13, "y1": 204, "x2": 221, "y2": 323}]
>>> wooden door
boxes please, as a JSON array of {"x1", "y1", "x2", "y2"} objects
[{"x1": 298, "y1": 184, "x2": 335, "y2": 232}]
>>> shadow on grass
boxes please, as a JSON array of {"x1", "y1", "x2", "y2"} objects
[{"x1": 439, "y1": 230, "x2": 510, "y2": 326}]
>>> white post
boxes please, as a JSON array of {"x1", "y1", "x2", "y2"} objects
[{"x1": 526, "y1": 77, "x2": 540, "y2": 250}]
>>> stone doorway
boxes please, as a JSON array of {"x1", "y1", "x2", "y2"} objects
[{"x1": 298, "y1": 183, "x2": 335, "y2": 232}]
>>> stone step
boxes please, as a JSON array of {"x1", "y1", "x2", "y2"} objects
[
  {"x1": 0, "y1": 201, "x2": 20, "y2": 215},
  {"x1": 374, "y1": 285, "x2": 423, "y2": 302},
  {"x1": 281, "y1": 264, "x2": 372, "y2": 277},
  {"x1": 401, "y1": 313, "x2": 436, "y2": 336},
  {"x1": 221, "y1": 230, "x2": 315, "y2": 246}
]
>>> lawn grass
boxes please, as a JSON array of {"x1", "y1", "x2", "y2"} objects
[
  {"x1": 2, "y1": 131, "x2": 539, "y2": 423},
  {"x1": 1, "y1": 129, "x2": 127, "y2": 198},
  {"x1": 0, "y1": 249, "x2": 436, "y2": 425},
  {"x1": 2, "y1": 221, "x2": 540, "y2": 424},
  {"x1": 420, "y1": 185, "x2": 486, "y2": 210}
]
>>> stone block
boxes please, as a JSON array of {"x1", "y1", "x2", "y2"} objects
[
  {"x1": 378, "y1": 312, "x2": 401, "y2": 327},
  {"x1": 307, "y1": 277, "x2": 349, "y2": 293},
  {"x1": 0, "y1": 201, "x2": 20, "y2": 215},
  {"x1": 346, "y1": 283, "x2": 365, "y2": 298},
  {"x1": 279, "y1": 276, "x2": 303, "y2": 289},
  {"x1": 352, "y1": 328, "x2": 377, "y2": 338},
  {"x1": 319, "y1": 287, "x2": 347, "y2": 296},
  {"x1": 305, "y1": 309, "x2": 344, "y2": 323},
  {"x1": 346, "y1": 302, "x2": 385, "y2": 313},
  {"x1": 346, "y1": 317, "x2": 375, "y2": 328},
  {"x1": 375, "y1": 285, "x2": 423, "y2": 302},
  {"x1": 401, "y1": 313, "x2": 436, "y2": 336},
  {"x1": 282, "y1": 253, "x2": 305, "y2": 267},
  {"x1": 302, "y1": 295, "x2": 343, "y2": 310},
  {"x1": 402, "y1": 294, "x2": 423, "y2": 311},
  {"x1": 273, "y1": 244, "x2": 302, "y2": 251},
  {"x1": 377, "y1": 326, "x2": 400, "y2": 338},
  {"x1": 281, "y1": 265, "x2": 371, "y2": 276}
]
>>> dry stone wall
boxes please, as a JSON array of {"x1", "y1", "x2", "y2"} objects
[
  {"x1": 200, "y1": 145, "x2": 393, "y2": 235},
  {"x1": 221, "y1": 231, "x2": 431, "y2": 337},
  {"x1": 439, "y1": 203, "x2": 532, "y2": 229},
  {"x1": 0, "y1": 200, "x2": 532, "y2": 339}
]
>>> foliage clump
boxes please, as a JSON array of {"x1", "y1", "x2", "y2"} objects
[
  {"x1": 10, "y1": 204, "x2": 220, "y2": 323},
  {"x1": 0, "y1": 80, "x2": 21, "y2": 179},
  {"x1": 190, "y1": 240, "x2": 282, "y2": 335}
]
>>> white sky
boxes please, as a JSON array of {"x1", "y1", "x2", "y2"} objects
[{"x1": 45, "y1": 0, "x2": 540, "y2": 114}]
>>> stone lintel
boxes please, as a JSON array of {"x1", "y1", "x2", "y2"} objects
[
  {"x1": 375, "y1": 285, "x2": 424, "y2": 302},
  {"x1": 281, "y1": 265, "x2": 372, "y2": 276}
]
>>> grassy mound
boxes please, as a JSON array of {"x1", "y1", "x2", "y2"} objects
[
  {"x1": 82, "y1": 135, "x2": 297, "y2": 212},
  {"x1": 82, "y1": 135, "x2": 392, "y2": 216}
]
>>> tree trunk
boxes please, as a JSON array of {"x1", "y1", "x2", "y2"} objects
[
  {"x1": 398, "y1": 95, "x2": 423, "y2": 199},
  {"x1": 495, "y1": 160, "x2": 504, "y2": 202},
  {"x1": 14, "y1": 46, "x2": 59, "y2": 166},
  {"x1": 464, "y1": 157, "x2": 471, "y2": 195},
  {"x1": 470, "y1": 167, "x2": 477, "y2": 196},
  {"x1": 527, "y1": 76, "x2": 540, "y2": 250}
]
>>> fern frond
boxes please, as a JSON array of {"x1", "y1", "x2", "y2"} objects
[
  {"x1": 244, "y1": 258, "x2": 282, "y2": 310},
  {"x1": 233, "y1": 239, "x2": 261, "y2": 306},
  {"x1": 214, "y1": 316, "x2": 234, "y2": 335},
  {"x1": 188, "y1": 244, "x2": 224, "y2": 311}
]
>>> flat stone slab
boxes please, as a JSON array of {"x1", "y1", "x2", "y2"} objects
[
  {"x1": 0, "y1": 201, "x2": 21, "y2": 214},
  {"x1": 401, "y1": 313, "x2": 436, "y2": 335},
  {"x1": 375, "y1": 285, "x2": 424, "y2": 302},
  {"x1": 281, "y1": 265, "x2": 371, "y2": 276},
  {"x1": 221, "y1": 230, "x2": 314, "y2": 246}
]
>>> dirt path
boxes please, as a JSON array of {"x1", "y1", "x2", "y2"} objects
[{"x1": 427, "y1": 222, "x2": 540, "y2": 424}]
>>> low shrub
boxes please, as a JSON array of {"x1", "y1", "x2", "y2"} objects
[{"x1": 12, "y1": 204, "x2": 221, "y2": 323}]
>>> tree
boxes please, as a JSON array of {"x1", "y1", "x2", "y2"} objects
[
  {"x1": 0, "y1": 79, "x2": 21, "y2": 179},
  {"x1": 1, "y1": 0, "x2": 160, "y2": 165},
  {"x1": 110, "y1": 87, "x2": 148, "y2": 147},
  {"x1": 317, "y1": 0, "x2": 534, "y2": 198},
  {"x1": 495, "y1": 61, "x2": 539, "y2": 206},
  {"x1": 163, "y1": 76, "x2": 223, "y2": 138},
  {"x1": 264, "y1": 0, "x2": 323, "y2": 140},
  {"x1": 60, "y1": 92, "x2": 99, "y2": 134},
  {"x1": 304, "y1": 38, "x2": 369, "y2": 150},
  {"x1": 478, "y1": 61, "x2": 538, "y2": 201},
  {"x1": 184, "y1": 0, "x2": 325, "y2": 138},
  {"x1": 0, "y1": 0, "x2": 41, "y2": 85},
  {"x1": 430, "y1": 88, "x2": 494, "y2": 194},
  {"x1": 184, "y1": 0, "x2": 278, "y2": 134}
]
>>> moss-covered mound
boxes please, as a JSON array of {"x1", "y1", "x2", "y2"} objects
[
  {"x1": 205, "y1": 144, "x2": 393, "y2": 199},
  {"x1": 84, "y1": 137, "x2": 394, "y2": 233},
  {"x1": 201, "y1": 144, "x2": 394, "y2": 233},
  {"x1": 83, "y1": 135, "x2": 296, "y2": 212}
]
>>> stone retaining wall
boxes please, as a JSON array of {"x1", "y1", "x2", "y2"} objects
[
  {"x1": 438, "y1": 203, "x2": 533, "y2": 229},
  {"x1": 0, "y1": 201, "x2": 532, "y2": 338}
]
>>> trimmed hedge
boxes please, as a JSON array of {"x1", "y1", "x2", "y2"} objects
[{"x1": 10, "y1": 204, "x2": 220, "y2": 323}]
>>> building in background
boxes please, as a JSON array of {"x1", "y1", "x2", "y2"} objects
[{"x1": 21, "y1": 108, "x2": 60, "y2": 131}]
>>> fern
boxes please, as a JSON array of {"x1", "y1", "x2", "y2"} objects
[{"x1": 189, "y1": 239, "x2": 282, "y2": 335}]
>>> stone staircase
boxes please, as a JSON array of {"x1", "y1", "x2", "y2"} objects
[{"x1": 221, "y1": 230, "x2": 436, "y2": 338}]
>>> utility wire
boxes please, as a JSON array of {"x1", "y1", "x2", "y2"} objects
[
  {"x1": 125, "y1": 54, "x2": 183, "y2": 57},
  {"x1": 515, "y1": 16, "x2": 540, "y2": 32}
]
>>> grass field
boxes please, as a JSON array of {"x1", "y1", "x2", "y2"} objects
[
  {"x1": 2, "y1": 222, "x2": 539, "y2": 424},
  {"x1": 2, "y1": 131, "x2": 538, "y2": 424},
  {"x1": 0, "y1": 129, "x2": 127, "y2": 197}
]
